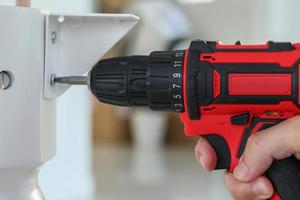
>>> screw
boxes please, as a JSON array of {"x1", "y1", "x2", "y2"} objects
[
  {"x1": 0, "y1": 71, "x2": 12, "y2": 90},
  {"x1": 51, "y1": 31, "x2": 57, "y2": 44},
  {"x1": 50, "y1": 74, "x2": 56, "y2": 86},
  {"x1": 58, "y1": 16, "x2": 65, "y2": 23}
]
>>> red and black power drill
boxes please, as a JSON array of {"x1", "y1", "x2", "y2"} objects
[{"x1": 54, "y1": 40, "x2": 300, "y2": 200}]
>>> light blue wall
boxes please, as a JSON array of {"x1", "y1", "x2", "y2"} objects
[{"x1": 268, "y1": 0, "x2": 300, "y2": 42}]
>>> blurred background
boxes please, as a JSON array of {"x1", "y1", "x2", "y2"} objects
[{"x1": 3, "y1": 0, "x2": 300, "y2": 199}]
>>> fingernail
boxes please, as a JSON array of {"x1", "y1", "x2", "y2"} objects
[
  {"x1": 233, "y1": 161, "x2": 249, "y2": 180},
  {"x1": 252, "y1": 181, "x2": 270, "y2": 197}
]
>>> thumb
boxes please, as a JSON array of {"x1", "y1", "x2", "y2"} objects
[{"x1": 233, "y1": 116, "x2": 300, "y2": 182}]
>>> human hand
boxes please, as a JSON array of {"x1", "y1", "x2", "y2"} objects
[{"x1": 194, "y1": 116, "x2": 300, "y2": 200}]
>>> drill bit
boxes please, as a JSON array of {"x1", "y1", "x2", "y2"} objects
[{"x1": 52, "y1": 76, "x2": 90, "y2": 85}]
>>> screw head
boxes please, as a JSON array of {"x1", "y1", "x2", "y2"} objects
[
  {"x1": 51, "y1": 31, "x2": 57, "y2": 44},
  {"x1": 0, "y1": 71, "x2": 12, "y2": 90}
]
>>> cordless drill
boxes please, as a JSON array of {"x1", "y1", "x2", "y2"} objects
[{"x1": 54, "y1": 40, "x2": 300, "y2": 200}]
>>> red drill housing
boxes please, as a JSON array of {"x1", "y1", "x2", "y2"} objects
[{"x1": 180, "y1": 41, "x2": 300, "y2": 200}]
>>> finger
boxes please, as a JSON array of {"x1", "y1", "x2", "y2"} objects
[
  {"x1": 224, "y1": 172, "x2": 273, "y2": 200},
  {"x1": 194, "y1": 137, "x2": 217, "y2": 171},
  {"x1": 234, "y1": 116, "x2": 300, "y2": 182}
]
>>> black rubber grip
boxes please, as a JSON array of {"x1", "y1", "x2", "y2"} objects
[
  {"x1": 258, "y1": 121, "x2": 300, "y2": 200},
  {"x1": 266, "y1": 156, "x2": 300, "y2": 200},
  {"x1": 204, "y1": 118, "x2": 300, "y2": 200},
  {"x1": 204, "y1": 135, "x2": 231, "y2": 170},
  {"x1": 204, "y1": 120, "x2": 300, "y2": 200}
]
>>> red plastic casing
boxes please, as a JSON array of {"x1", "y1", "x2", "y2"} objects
[{"x1": 179, "y1": 42, "x2": 300, "y2": 200}]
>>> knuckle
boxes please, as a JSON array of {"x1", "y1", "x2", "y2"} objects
[
  {"x1": 225, "y1": 179, "x2": 239, "y2": 197},
  {"x1": 246, "y1": 134, "x2": 271, "y2": 158},
  {"x1": 230, "y1": 188, "x2": 243, "y2": 200},
  {"x1": 247, "y1": 134, "x2": 261, "y2": 150},
  {"x1": 286, "y1": 116, "x2": 300, "y2": 152},
  {"x1": 230, "y1": 186, "x2": 239, "y2": 196},
  {"x1": 224, "y1": 174, "x2": 247, "y2": 200},
  {"x1": 226, "y1": 182, "x2": 236, "y2": 195}
]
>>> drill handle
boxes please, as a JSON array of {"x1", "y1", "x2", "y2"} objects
[
  {"x1": 267, "y1": 156, "x2": 300, "y2": 200},
  {"x1": 203, "y1": 119, "x2": 300, "y2": 200}
]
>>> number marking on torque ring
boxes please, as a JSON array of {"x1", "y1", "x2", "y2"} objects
[
  {"x1": 173, "y1": 84, "x2": 181, "y2": 89},
  {"x1": 175, "y1": 52, "x2": 184, "y2": 57},
  {"x1": 172, "y1": 52, "x2": 184, "y2": 112},
  {"x1": 174, "y1": 61, "x2": 182, "y2": 67},
  {"x1": 173, "y1": 73, "x2": 181, "y2": 78},
  {"x1": 175, "y1": 104, "x2": 183, "y2": 107},
  {"x1": 173, "y1": 95, "x2": 182, "y2": 99}
]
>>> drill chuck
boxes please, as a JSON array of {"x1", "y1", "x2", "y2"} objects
[{"x1": 89, "y1": 50, "x2": 185, "y2": 112}]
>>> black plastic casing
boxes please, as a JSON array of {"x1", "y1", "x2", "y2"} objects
[
  {"x1": 90, "y1": 51, "x2": 185, "y2": 112},
  {"x1": 90, "y1": 56, "x2": 148, "y2": 106}
]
